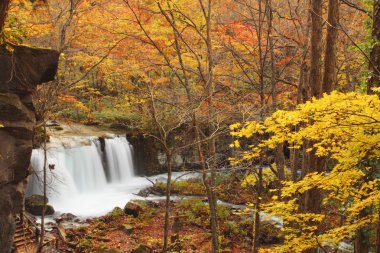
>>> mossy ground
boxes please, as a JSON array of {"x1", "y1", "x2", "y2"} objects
[{"x1": 65, "y1": 198, "x2": 281, "y2": 253}]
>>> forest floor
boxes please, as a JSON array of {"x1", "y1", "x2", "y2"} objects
[
  {"x1": 62, "y1": 199, "x2": 280, "y2": 253},
  {"x1": 27, "y1": 173, "x2": 282, "y2": 253}
]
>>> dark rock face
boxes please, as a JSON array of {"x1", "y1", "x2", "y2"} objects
[
  {"x1": 0, "y1": 44, "x2": 59, "y2": 95},
  {"x1": 127, "y1": 134, "x2": 164, "y2": 176},
  {"x1": 127, "y1": 133, "x2": 201, "y2": 176},
  {"x1": 25, "y1": 195, "x2": 55, "y2": 216},
  {"x1": 0, "y1": 44, "x2": 59, "y2": 253}
]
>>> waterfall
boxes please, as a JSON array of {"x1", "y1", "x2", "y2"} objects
[
  {"x1": 26, "y1": 136, "x2": 140, "y2": 216},
  {"x1": 104, "y1": 137, "x2": 135, "y2": 182}
]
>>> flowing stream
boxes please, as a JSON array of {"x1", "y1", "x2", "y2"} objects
[{"x1": 26, "y1": 135, "x2": 152, "y2": 217}]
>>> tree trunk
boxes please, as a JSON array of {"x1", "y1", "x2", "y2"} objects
[
  {"x1": 252, "y1": 166, "x2": 263, "y2": 253},
  {"x1": 355, "y1": 210, "x2": 370, "y2": 253},
  {"x1": 38, "y1": 122, "x2": 47, "y2": 252},
  {"x1": 368, "y1": 0, "x2": 380, "y2": 93},
  {"x1": 0, "y1": 0, "x2": 10, "y2": 35},
  {"x1": 322, "y1": 0, "x2": 339, "y2": 94},
  {"x1": 275, "y1": 144, "x2": 286, "y2": 181},
  {"x1": 309, "y1": 0, "x2": 324, "y2": 99},
  {"x1": 376, "y1": 205, "x2": 380, "y2": 253},
  {"x1": 266, "y1": 0, "x2": 277, "y2": 109},
  {"x1": 195, "y1": 125, "x2": 219, "y2": 253},
  {"x1": 207, "y1": 137, "x2": 219, "y2": 253},
  {"x1": 290, "y1": 148, "x2": 299, "y2": 182},
  {"x1": 305, "y1": 0, "x2": 324, "y2": 217},
  {"x1": 204, "y1": 0, "x2": 219, "y2": 251},
  {"x1": 163, "y1": 152, "x2": 173, "y2": 252}
]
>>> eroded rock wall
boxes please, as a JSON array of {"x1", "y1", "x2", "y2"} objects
[{"x1": 0, "y1": 44, "x2": 58, "y2": 252}]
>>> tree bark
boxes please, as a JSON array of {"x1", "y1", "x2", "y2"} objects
[
  {"x1": 38, "y1": 122, "x2": 48, "y2": 252},
  {"x1": 376, "y1": 205, "x2": 380, "y2": 253},
  {"x1": 355, "y1": 210, "x2": 370, "y2": 253},
  {"x1": 0, "y1": 0, "x2": 10, "y2": 35},
  {"x1": 275, "y1": 144, "x2": 286, "y2": 181},
  {"x1": 203, "y1": 0, "x2": 219, "y2": 251},
  {"x1": 309, "y1": 0, "x2": 324, "y2": 99},
  {"x1": 368, "y1": 0, "x2": 380, "y2": 93},
  {"x1": 290, "y1": 148, "x2": 299, "y2": 182},
  {"x1": 163, "y1": 152, "x2": 172, "y2": 252},
  {"x1": 252, "y1": 166, "x2": 263, "y2": 253},
  {"x1": 322, "y1": 0, "x2": 340, "y2": 94},
  {"x1": 304, "y1": 3, "x2": 325, "y2": 251}
]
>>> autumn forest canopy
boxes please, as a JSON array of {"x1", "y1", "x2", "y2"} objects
[{"x1": 1, "y1": 0, "x2": 380, "y2": 252}]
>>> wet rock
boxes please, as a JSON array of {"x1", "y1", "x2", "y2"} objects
[
  {"x1": 120, "y1": 224, "x2": 134, "y2": 235},
  {"x1": 25, "y1": 195, "x2": 55, "y2": 216},
  {"x1": 136, "y1": 188, "x2": 150, "y2": 198},
  {"x1": 55, "y1": 213, "x2": 77, "y2": 223},
  {"x1": 132, "y1": 244, "x2": 152, "y2": 253},
  {"x1": 98, "y1": 136, "x2": 106, "y2": 152},
  {"x1": 123, "y1": 201, "x2": 144, "y2": 218}
]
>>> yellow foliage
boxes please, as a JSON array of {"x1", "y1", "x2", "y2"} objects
[{"x1": 231, "y1": 91, "x2": 380, "y2": 252}]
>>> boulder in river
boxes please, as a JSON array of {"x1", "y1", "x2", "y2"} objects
[
  {"x1": 55, "y1": 213, "x2": 77, "y2": 223},
  {"x1": 123, "y1": 201, "x2": 144, "y2": 218},
  {"x1": 25, "y1": 195, "x2": 55, "y2": 216}
]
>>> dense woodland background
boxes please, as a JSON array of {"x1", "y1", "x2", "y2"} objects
[{"x1": 1, "y1": 0, "x2": 380, "y2": 252}]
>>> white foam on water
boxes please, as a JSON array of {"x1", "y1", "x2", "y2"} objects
[{"x1": 27, "y1": 136, "x2": 148, "y2": 217}]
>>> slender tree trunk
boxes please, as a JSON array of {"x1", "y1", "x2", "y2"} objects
[
  {"x1": 203, "y1": 0, "x2": 219, "y2": 251},
  {"x1": 368, "y1": 0, "x2": 380, "y2": 93},
  {"x1": 322, "y1": 0, "x2": 339, "y2": 94},
  {"x1": 266, "y1": 0, "x2": 277, "y2": 108},
  {"x1": 275, "y1": 144, "x2": 285, "y2": 181},
  {"x1": 207, "y1": 136, "x2": 219, "y2": 253},
  {"x1": 163, "y1": 151, "x2": 173, "y2": 252},
  {"x1": 265, "y1": 0, "x2": 286, "y2": 182},
  {"x1": 290, "y1": 148, "x2": 299, "y2": 182},
  {"x1": 252, "y1": 166, "x2": 263, "y2": 253},
  {"x1": 38, "y1": 122, "x2": 47, "y2": 252},
  {"x1": 195, "y1": 124, "x2": 219, "y2": 253},
  {"x1": 376, "y1": 205, "x2": 380, "y2": 253}
]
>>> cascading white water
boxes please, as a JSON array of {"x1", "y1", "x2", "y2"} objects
[
  {"x1": 27, "y1": 136, "x2": 141, "y2": 217},
  {"x1": 104, "y1": 137, "x2": 135, "y2": 182}
]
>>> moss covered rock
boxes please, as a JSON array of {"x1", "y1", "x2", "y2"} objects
[
  {"x1": 25, "y1": 195, "x2": 55, "y2": 216},
  {"x1": 123, "y1": 201, "x2": 144, "y2": 218}
]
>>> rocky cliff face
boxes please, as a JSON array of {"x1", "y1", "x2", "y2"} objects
[{"x1": 0, "y1": 44, "x2": 58, "y2": 252}]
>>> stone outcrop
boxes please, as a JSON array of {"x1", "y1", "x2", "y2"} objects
[
  {"x1": 127, "y1": 133, "x2": 202, "y2": 176},
  {"x1": 25, "y1": 195, "x2": 55, "y2": 216},
  {"x1": 0, "y1": 43, "x2": 59, "y2": 253}
]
